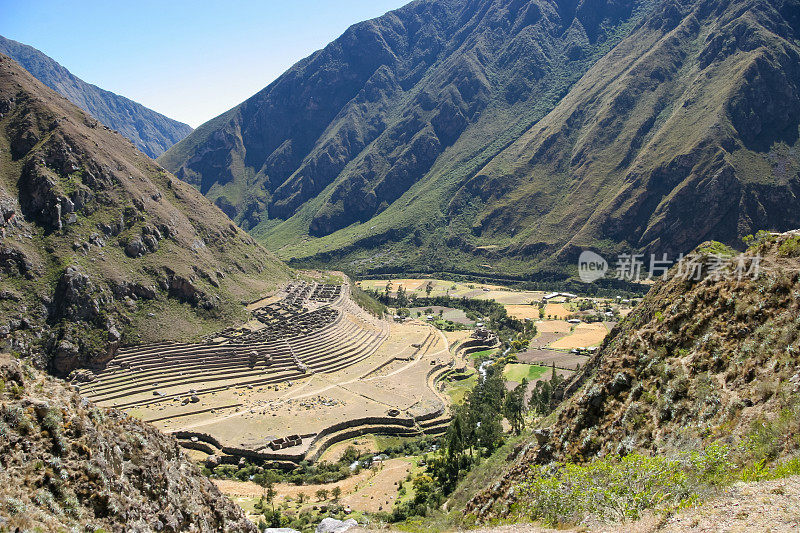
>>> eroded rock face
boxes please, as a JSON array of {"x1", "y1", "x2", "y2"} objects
[
  {"x1": 53, "y1": 266, "x2": 98, "y2": 322},
  {"x1": 163, "y1": 268, "x2": 218, "y2": 310},
  {"x1": 0, "y1": 53, "x2": 290, "y2": 377}
]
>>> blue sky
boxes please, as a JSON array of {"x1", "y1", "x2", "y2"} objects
[{"x1": 1, "y1": 0, "x2": 410, "y2": 127}]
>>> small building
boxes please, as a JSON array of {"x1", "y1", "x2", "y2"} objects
[{"x1": 567, "y1": 318, "x2": 582, "y2": 324}]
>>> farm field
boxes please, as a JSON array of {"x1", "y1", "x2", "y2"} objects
[
  {"x1": 214, "y1": 457, "x2": 413, "y2": 515},
  {"x1": 502, "y1": 364, "x2": 549, "y2": 384},
  {"x1": 504, "y1": 304, "x2": 541, "y2": 320},
  {"x1": 408, "y1": 306, "x2": 473, "y2": 325},
  {"x1": 550, "y1": 322, "x2": 609, "y2": 349},
  {"x1": 535, "y1": 320, "x2": 573, "y2": 334},
  {"x1": 517, "y1": 349, "x2": 589, "y2": 370},
  {"x1": 356, "y1": 278, "x2": 545, "y2": 305},
  {"x1": 443, "y1": 372, "x2": 478, "y2": 405},
  {"x1": 543, "y1": 303, "x2": 572, "y2": 319}
]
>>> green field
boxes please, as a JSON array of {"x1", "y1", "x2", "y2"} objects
[
  {"x1": 469, "y1": 349, "x2": 498, "y2": 360},
  {"x1": 444, "y1": 373, "x2": 478, "y2": 405},
  {"x1": 502, "y1": 364, "x2": 550, "y2": 384}
]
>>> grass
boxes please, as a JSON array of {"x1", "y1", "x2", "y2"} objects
[
  {"x1": 350, "y1": 284, "x2": 388, "y2": 318},
  {"x1": 444, "y1": 373, "x2": 477, "y2": 405},
  {"x1": 469, "y1": 349, "x2": 498, "y2": 360},
  {"x1": 502, "y1": 364, "x2": 549, "y2": 384}
]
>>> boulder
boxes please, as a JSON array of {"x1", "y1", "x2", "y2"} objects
[
  {"x1": 315, "y1": 518, "x2": 358, "y2": 533},
  {"x1": 67, "y1": 368, "x2": 96, "y2": 383},
  {"x1": 124, "y1": 237, "x2": 148, "y2": 258},
  {"x1": 52, "y1": 339, "x2": 80, "y2": 375}
]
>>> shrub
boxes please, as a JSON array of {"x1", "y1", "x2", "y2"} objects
[{"x1": 516, "y1": 453, "x2": 697, "y2": 525}]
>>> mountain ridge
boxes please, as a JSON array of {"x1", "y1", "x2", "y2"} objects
[
  {"x1": 0, "y1": 35, "x2": 193, "y2": 158},
  {"x1": 161, "y1": 0, "x2": 800, "y2": 279}
]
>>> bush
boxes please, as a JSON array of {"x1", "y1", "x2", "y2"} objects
[{"x1": 516, "y1": 453, "x2": 698, "y2": 525}]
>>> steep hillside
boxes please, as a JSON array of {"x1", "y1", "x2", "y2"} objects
[
  {"x1": 0, "y1": 53, "x2": 291, "y2": 376},
  {"x1": 0, "y1": 353, "x2": 257, "y2": 532},
  {"x1": 0, "y1": 35, "x2": 193, "y2": 158},
  {"x1": 465, "y1": 232, "x2": 800, "y2": 519},
  {"x1": 160, "y1": 0, "x2": 800, "y2": 278}
]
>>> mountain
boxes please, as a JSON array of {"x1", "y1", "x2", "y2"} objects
[
  {"x1": 0, "y1": 53, "x2": 291, "y2": 376},
  {"x1": 160, "y1": 0, "x2": 800, "y2": 278},
  {"x1": 465, "y1": 233, "x2": 800, "y2": 519},
  {"x1": 0, "y1": 35, "x2": 192, "y2": 158},
  {"x1": 0, "y1": 353, "x2": 257, "y2": 531}
]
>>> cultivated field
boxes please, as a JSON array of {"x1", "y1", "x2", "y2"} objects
[
  {"x1": 517, "y1": 349, "x2": 589, "y2": 370},
  {"x1": 504, "y1": 304, "x2": 541, "y2": 320},
  {"x1": 215, "y1": 457, "x2": 413, "y2": 515},
  {"x1": 550, "y1": 322, "x2": 609, "y2": 349},
  {"x1": 543, "y1": 303, "x2": 572, "y2": 319},
  {"x1": 357, "y1": 278, "x2": 545, "y2": 305}
]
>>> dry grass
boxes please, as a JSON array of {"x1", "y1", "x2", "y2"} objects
[
  {"x1": 505, "y1": 305, "x2": 542, "y2": 320},
  {"x1": 535, "y1": 320, "x2": 573, "y2": 334},
  {"x1": 544, "y1": 303, "x2": 572, "y2": 319}
]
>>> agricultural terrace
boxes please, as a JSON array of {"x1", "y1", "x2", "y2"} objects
[{"x1": 80, "y1": 276, "x2": 462, "y2": 466}]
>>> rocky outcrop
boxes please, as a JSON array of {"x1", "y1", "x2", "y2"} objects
[
  {"x1": 0, "y1": 354, "x2": 257, "y2": 532},
  {"x1": 161, "y1": 268, "x2": 218, "y2": 310},
  {"x1": 466, "y1": 235, "x2": 800, "y2": 519}
]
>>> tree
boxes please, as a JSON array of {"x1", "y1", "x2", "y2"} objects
[
  {"x1": 504, "y1": 379, "x2": 527, "y2": 435},
  {"x1": 315, "y1": 488, "x2": 329, "y2": 501},
  {"x1": 396, "y1": 285, "x2": 408, "y2": 307},
  {"x1": 425, "y1": 282, "x2": 433, "y2": 297},
  {"x1": 297, "y1": 492, "x2": 306, "y2": 505},
  {"x1": 331, "y1": 486, "x2": 342, "y2": 501},
  {"x1": 264, "y1": 479, "x2": 277, "y2": 512}
]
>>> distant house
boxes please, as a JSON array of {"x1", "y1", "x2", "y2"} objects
[
  {"x1": 543, "y1": 292, "x2": 578, "y2": 301},
  {"x1": 567, "y1": 318, "x2": 582, "y2": 324}
]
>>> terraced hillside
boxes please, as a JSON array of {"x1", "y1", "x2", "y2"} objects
[
  {"x1": 84, "y1": 282, "x2": 389, "y2": 411},
  {"x1": 77, "y1": 277, "x2": 468, "y2": 465}
]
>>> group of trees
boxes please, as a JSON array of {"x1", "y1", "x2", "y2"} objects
[
  {"x1": 393, "y1": 361, "x2": 567, "y2": 521},
  {"x1": 368, "y1": 289, "x2": 536, "y2": 344},
  {"x1": 392, "y1": 362, "x2": 521, "y2": 521},
  {"x1": 528, "y1": 364, "x2": 565, "y2": 416}
]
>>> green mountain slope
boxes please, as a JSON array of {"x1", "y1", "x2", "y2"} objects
[
  {"x1": 0, "y1": 35, "x2": 193, "y2": 158},
  {"x1": 161, "y1": 0, "x2": 800, "y2": 278},
  {"x1": 0, "y1": 54, "x2": 291, "y2": 375}
]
